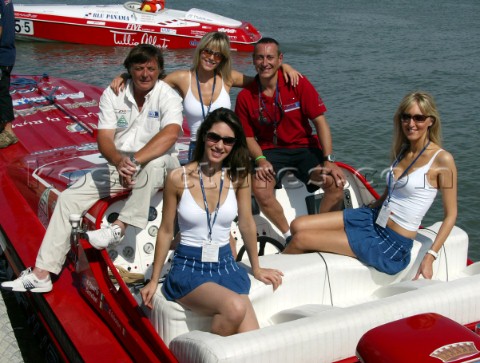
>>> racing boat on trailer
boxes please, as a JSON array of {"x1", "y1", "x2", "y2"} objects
[
  {"x1": 1, "y1": 74, "x2": 480, "y2": 362},
  {"x1": 13, "y1": 2, "x2": 261, "y2": 51}
]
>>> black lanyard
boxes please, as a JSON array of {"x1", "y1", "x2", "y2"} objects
[
  {"x1": 196, "y1": 70, "x2": 216, "y2": 121},
  {"x1": 387, "y1": 140, "x2": 430, "y2": 203},
  {"x1": 198, "y1": 167, "x2": 225, "y2": 242}
]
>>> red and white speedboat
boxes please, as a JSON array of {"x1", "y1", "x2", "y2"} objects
[
  {"x1": 2, "y1": 75, "x2": 480, "y2": 362},
  {"x1": 14, "y1": 2, "x2": 261, "y2": 51}
]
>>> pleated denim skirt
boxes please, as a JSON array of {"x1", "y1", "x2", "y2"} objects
[
  {"x1": 162, "y1": 243, "x2": 251, "y2": 301},
  {"x1": 343, "y1": 206, "x2": 414, "y2": 275}
]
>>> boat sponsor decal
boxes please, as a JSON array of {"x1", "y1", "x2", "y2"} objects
[
  {"x1": 13, "y1": 91, "x2": 85, "y2": 106},
  {"x1": 191, "y1": 30, "x2": 207, "y2": 37},
  {"x1": 14, "y1": 12, "x2": 38, "y2": 19},
  {"x1": 66, "y1": 122, "x2": 89, "y2": 134},
  {"x1": 10, "y1": 86, "x2": 37, "y2": 94},
  {"x1": 430, "y1": 341, "x2": 480, "y2": 362},
  {"x1": 12, "y1": 112, "x2": 98, "y2": 131},
  {"x1": 82, "y1": 275, "x2": 100, "y2": 305},
  {"x1": 64, "y1": 100, "x2": 99, "y2": 109},
  {"x1": 111, "y1": 30, "x2": 170, "y2": 48},
  {"x1": 218, "y1": 28, "x2": 236, "y2": 34},
  {"x1": 160, "y1": 28, "x2": 176, "y2": 35},
  {"x1": 14, "y1": 19, "x2": 34, "y2": 35},
  {"x1": 189, "y1": 40, "x2": 200, "y2": 47},
  {"x1": 87, "y1": 20, "x2": 106, "y2": 26},
  {"x1": 89, "y1": 12, "x2": 131, "y2": 21},
  {"x1": 126, "y1": 23, "x2": 143, "y2": 31},
  {"x1": 14, "y1": 105, "x2": 56, "y2": 116}
]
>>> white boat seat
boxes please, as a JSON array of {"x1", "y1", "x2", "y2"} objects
[
  {"x1": 145, "y1": 224, "x2": 468, "y2": 347},
  {"x1": 268, "y1": 304, "x2": 338, "y2": 325}
]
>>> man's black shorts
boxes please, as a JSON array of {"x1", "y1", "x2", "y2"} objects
[{"x1": 259, "y1": 148, "x2": 324, "y2": 193}]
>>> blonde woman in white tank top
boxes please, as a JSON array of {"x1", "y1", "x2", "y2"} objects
[
  {"x1": 284, "y1": 92, "x2": 457, "y2": 279},
  {"x1": 111, "y1": 32, "x2": 300, "y2": 149}
]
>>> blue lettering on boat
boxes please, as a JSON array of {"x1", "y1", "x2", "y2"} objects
[{"x1": 105, "y1": 14, "x2": 130, "y2": 21}]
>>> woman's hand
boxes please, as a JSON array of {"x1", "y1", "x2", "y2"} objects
[
  {"x1": 140, "y1": 280, "x2": 159, "y2": 309},
  {"x1": 253, "y1": 267, "x2": 284, "y2": 290},
  {"x1": 281, "y1": 63, "x2": 302, "y2": 87},
  {"x1": 110, "y1": 73, "x2": 128, "y2": 95},
  {"x1": 413, "y1": 253, "x2": 435, "y2": 280}
]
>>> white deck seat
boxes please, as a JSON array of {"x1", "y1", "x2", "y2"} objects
[
  {"x1": 169, "y1": 272, "x2": 480, "y2": 363},
  {"x1": 146, "y1": 224, "x2": 468, "y2": 349}
]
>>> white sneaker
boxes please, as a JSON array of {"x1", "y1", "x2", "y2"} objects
[
  {"x1": 1, "y1": 268, "x2": 52, "y2": 293},
  {"x1": 87, "y1": 224, "x2": 122, "y2": 250}
]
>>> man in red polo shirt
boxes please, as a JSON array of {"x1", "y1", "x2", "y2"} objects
[{"x1": 235, "y1": 37, "x2": 345, "y2": 244}]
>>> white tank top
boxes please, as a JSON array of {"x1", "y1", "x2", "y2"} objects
[
  {"x1": 388, "y1": 149, "x2": 444, "y2": 231},
  {"x1": 183, "y1": 72, "x2": 231, "y2": 141},
  {"x1": 177, "y1": 167, "x2": 237, "y2": 247}
]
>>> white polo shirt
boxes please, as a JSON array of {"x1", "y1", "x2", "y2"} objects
[{"x1": 98, "y1": 79, "x2": 183, "y2": 154}]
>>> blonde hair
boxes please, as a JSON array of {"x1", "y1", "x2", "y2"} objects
[
  {"x1": 391, "y1": 91, "x2": 442, "y2": 160},
  {"x1": 191, "y1": 32, "x2": 233, "y2": 84}
]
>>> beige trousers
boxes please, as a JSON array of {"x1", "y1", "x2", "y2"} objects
[{"x1": 36, "y1": 155, "x2": 179, "y2": 274}]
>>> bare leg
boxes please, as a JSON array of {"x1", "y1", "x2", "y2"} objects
[
  {"x1": 283, "y1": 212, "x2": 356, "y2": 257},
  {"x1": 252, "y1": 177, "x2": 289, "y2": 234},
  {"x1": 178, "y1": 283, "x2": 259, "y2": 336},
  {"x1": 309, "y1": 171, "x2": 344, "y2": 213}
]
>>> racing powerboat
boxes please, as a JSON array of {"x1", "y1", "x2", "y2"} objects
[
  {"x1": 1, "y1": 74, "x2": 480, "y2": 362},
  {"x1": 14, "y1": 2, "x2": 261, "y2": 51}
]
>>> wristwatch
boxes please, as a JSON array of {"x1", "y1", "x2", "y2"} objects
[
  {"x1": 130, "y1": 154, "x2": 141, "y2": 166},
  {"x1": 324, "y1": 154, "x2": 336, "y2": 163}
]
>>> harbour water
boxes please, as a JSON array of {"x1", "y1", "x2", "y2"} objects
[
  {"x1": 7, "y1": 0, "x2": 480, "y2": 359},
  {"x1": 14, "y1": 0, "x2": 479, "y2": 259}
]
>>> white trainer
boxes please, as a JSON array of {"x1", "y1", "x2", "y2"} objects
[
  {"x1": 87, "y1": 224, "x2": 122, "y2": 250},
  {"x1": 1, "y1": 267, "x2": 52, "y2": 293}
]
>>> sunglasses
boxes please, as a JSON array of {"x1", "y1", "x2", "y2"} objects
[
  {"x1": 206, "y1": 132, "x2": 236, "y2": 146},
  {"x1": 201, "y1": 48, "x2": 224, "y2": 61},
  {"x1": 401, "y1": 113, "x2": 433, "y2": 123}
]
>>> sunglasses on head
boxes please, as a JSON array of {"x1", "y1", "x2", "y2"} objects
[
  {"x1": 206, "y1": 132, "x2": 236, "y2": 146},
  {"x1": 401, "y1": 113, "x2": 433, "y2": 123},
  {"x1": 201, "y1": 48, "x2": 224, "y2": 61}
]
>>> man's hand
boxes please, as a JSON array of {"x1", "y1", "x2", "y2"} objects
[
  {"x1": 254, "y1": 159, "x2": 276, "y2": 182},
  {"x1": 116, "y1": 155, "x2": 139, "y2": 188}
]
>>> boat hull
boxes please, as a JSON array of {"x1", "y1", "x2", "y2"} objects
[{"x1": 14, "y1": 3, "x2": 261, "y2": 51}]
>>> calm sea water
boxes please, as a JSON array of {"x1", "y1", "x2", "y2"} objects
[{"x1": 13, "y1": 0, "x2": 480, "y2": 260}]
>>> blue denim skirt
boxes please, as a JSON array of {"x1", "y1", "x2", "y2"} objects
[
  {"x1": 343, "y1": 207, "x2": 414, "y2": 275},
  {"x1": 162, "y1": 243, "x2": 251, "y2": 301}
]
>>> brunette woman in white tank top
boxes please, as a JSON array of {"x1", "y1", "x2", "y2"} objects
[
  {"x1": 141, "y1": 108, "x2": 283, "y2": 336},
  {"x1": 284, "y1": 92, "x2": 457, "y2": 279}
]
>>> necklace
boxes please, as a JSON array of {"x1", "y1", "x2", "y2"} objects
[
  {"x1": 195, "y1": 70, "x2": 217, "y2": 121},
  {"x1": 257, "y1": 77, "x2": 283, "y2": 145}
]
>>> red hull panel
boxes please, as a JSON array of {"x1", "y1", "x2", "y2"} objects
[{"x1": 357, "y1": 313, "x2": 480, "y2": 363}]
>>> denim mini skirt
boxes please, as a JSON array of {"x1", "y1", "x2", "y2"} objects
[
  {"x1": 162, "y1": 243, "x2": 251, "y2": 301},
  {"x1": 343, "y1": 206, "x2": 414, "y2": 275}
]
